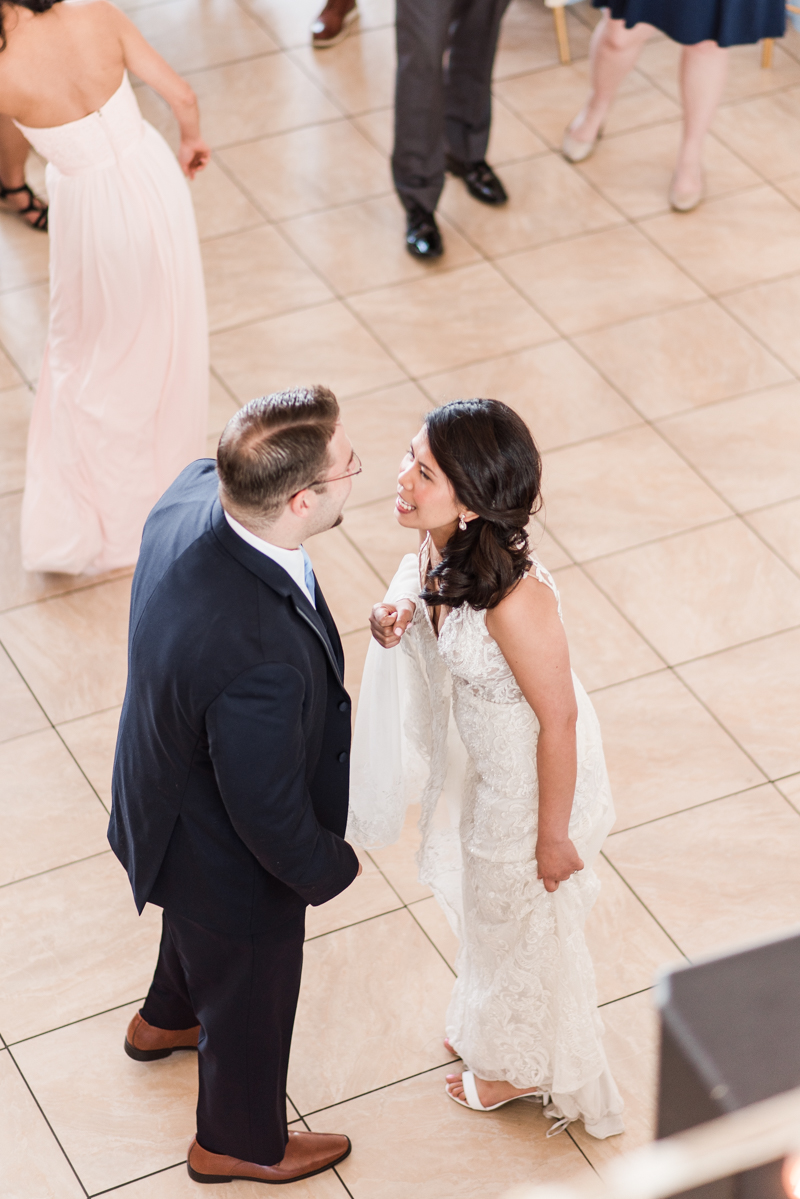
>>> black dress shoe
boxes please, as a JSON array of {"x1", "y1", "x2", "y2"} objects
[
  {"x1": 405, "y1": 204, "x2": 443, "y2": 259},
  {"x1": 446, "y1": 156, "x2": 508, "y2": 205}
]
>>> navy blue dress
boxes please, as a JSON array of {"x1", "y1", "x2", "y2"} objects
[{"x1": 592, "y1": 0, "x2": 785, "y2": 46}]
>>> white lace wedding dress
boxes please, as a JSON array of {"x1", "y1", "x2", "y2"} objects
[{"x1": 347, "y1": 546, "x2": 625, "y2": 1138}]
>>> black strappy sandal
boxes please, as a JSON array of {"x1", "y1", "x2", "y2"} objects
[{"x1": 0, "y1": 180, "x2": 48, "y2": 231}]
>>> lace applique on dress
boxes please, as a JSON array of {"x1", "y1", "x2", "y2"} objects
[{"x1": 434, "y1": 558, "x2": 562, "y2": 706}]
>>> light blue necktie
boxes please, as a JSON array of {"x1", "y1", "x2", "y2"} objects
[{"x1": 300, "y1": 546, "x2": 316, "y2": 607}]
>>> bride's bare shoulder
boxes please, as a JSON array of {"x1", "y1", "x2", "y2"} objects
[
  {"x1": 55, "y1": 0, "x2": 128, "y2": 36},
  {"x1": 486, "y1": 570, "x2": 560, "y2": 637},
  {"x1": 80, "y1": 0, "x2": 130, "y2": 31},
  {"x1": 63, "y1": 1, "x2": 119, "y2": 15}
]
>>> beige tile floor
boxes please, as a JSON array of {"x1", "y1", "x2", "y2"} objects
[{"x1": 1, "y1": 1, "x2": 800, "y2": 1194}]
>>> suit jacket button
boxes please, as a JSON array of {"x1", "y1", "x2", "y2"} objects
[
  {"x1": 338, "y1": 751, "x2": 348, "y2": 763},
  {"x1": 338, "y1": 700, "x2": 350, "y2": 712}
]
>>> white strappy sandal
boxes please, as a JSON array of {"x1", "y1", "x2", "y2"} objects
[{"x1": 445, "y1": 1070, "x2": 545, "y2": 1112}]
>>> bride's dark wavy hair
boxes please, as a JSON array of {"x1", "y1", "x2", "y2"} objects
[
  {"x1": 1, "y1": 0, "x2": 62, "y2": 52},
  {"x1": 422, "y1": 398, "x2": 542, "y2": 612}
]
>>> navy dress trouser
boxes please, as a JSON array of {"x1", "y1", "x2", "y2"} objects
[{"x1": 140, "y1": 909, "x2": 304, "y2": 1166}]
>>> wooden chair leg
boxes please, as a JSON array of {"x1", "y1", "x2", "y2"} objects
[
  {"x1": 552, "y1": 5, "x2": 570, "y2": 66},
  {"x1": 761, "y1": 37, "x2": 774, "y2": 69}
]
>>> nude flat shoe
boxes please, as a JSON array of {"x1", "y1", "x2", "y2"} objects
[
  {"x1": 668, "y1": 178, "x2": 704, "y2": 213},
  {"x1": 561, "y1": 125, "x2": 602, "y2": 164},
  {"x1": 446, "y1": 1069, "x2": 544, "y2": 1112}
]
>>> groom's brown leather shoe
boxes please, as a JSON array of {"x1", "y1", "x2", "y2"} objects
[
  {"x1": 187, "y1": 1131, "x2": 351, "y2": 1184},
  {"x1": 124, "y1": 1011, "x2": 200, "y2": 1062}
]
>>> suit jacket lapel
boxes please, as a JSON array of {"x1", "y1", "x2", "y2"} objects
[
  {"x1": 313, "y1": 580, "x2": 345, "y2": 679},
  {"x1": 211, "y1": 501, "x2": 343, "y2": 684}
]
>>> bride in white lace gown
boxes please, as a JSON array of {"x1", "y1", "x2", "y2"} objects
[{"x1": 347, "y1": 399, "x2": 624, "y2": 1139}]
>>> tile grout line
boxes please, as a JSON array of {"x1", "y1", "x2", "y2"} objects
[
  {"x1": 208, "y1": 150, "x2": 421, "y2": 396},
  {"x1": 406, "y1": 900, "x2": 458, "y2": 979},
  {"x1": 0, "y1": 635, "x2": 51, "y2": 731},
  {"x1": 216, "y1": 144, "x2": 459, "y2": 408},
  {"x1": 0, "y1": 698, "x2": 122, "y2": 750},
  {"x1": 337, "y1": 524, "x2": 393, "y2": 590},
  {"x1": 582, "y1": 617, "x2": 800, "y2": 690},
  {"x1": 332, "y1": 1165, "x2": 357, "y2": 1199},
  {"x1": 592, "y1": 581, "x2": 789, "y2": 784},
  {"x1": 304, "y1": 903, "x2": 405, "y2": 943},
  {"x1": 87, "y1": 1160, "x2": 188, "y2": 1197},
  {"x1": 0, "y1": 848, "x2": 112, "y2": 894},
  {"x1": 362, "y1": 844, "x2": 459, "y2": 974},
  {"x1": 0, "y1": 325, "x2": 37, "y2": 389},
  {"x1": 0, "y1": 632, "x2": 114, "y2": 815},
  {"x1": 599, "y1": 851, "x2": 689, "y2": 964},
  {"x1": 297, "y1": 1058, "x2": 465, "y2": 1121},
  {"x1": 598, "y1": 984, "x2": 656, "y2": 1008},
  {"x1": 651, "y1": 420, "x2": 800, "y2": 584},
  {"x1": 4, "y1": 994, "x2": 147, "y2": 1049},
  {"x1": 565, "y1": 1126, "x2": 600, "y2": 1177},
  {"x1": 715, "y1": 281, "x2": 800, "y2": 381},
  {"x1": 606, "y1": 777, "x2": 797, "y2": 840},
  {"x1": 651, "y1": 373, "x2": 800, "y2": 420},
  {"x1": 743, "y1": 493, "x2": 800, "y2": 517},
  {"x1": 2, "y1": 1039, "x2": 91, "y2": 1197},
  {"x1": 0, "y1": 567, "x2": 134, "y2": 616}
]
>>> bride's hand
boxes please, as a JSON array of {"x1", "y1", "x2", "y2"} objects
[
  {"x1": 369, "y1": 600, "x2": 415, "y2": 648},
  {"x1": 536, "y1": 837, "x2": 584, "y2": 893}
]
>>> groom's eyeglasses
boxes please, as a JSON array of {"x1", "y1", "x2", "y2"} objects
[{"x1": 289, "y1": 450, "x2": 362, "y2": 499}]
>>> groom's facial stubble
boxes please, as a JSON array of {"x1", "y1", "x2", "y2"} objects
[{"x1": 303, "y1": 422, "x2": 354, "y2": 538}]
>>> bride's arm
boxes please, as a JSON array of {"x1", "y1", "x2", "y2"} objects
[
  {"x1": 369, "y1": 552, "x2": 420, "y2": 648},
  {"x1": 105, "y1": 3, "x2": 210, "y2": 177},
  {"x1": 486, "y1": 577, "x2": 583, "y2": 893}
]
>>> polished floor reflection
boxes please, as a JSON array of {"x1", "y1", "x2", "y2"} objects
[{"x1": 1, "y1": 1, "x2": 800, "y2": 1195}]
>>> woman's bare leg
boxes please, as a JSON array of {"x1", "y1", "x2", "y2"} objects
[
  {"x1": 566, "y1": 13, "x2": 653, "y2": 143},
  {"x1": 671, "y1": 39, "x2": 728, "y2": 200},
  {"x1": 0, "y1": 116, "x2": 46, "y2": 225}
]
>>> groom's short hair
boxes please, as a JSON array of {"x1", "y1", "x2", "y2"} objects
[{"x1": 217, "y1": 386, "x2": 339, "y2": 518}]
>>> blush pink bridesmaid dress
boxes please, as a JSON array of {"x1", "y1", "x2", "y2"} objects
[{"x1": 16, "y1": 72, "x2": 208, "y2": 575}]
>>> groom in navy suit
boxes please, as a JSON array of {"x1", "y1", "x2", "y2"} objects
[{"x1": 109, "y1": 386, "x2": 362, "y2": 1185}]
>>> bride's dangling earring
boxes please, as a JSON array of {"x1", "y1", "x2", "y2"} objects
[{"x1": 458, "y1": 514, "x2": 467, "y2": 531}]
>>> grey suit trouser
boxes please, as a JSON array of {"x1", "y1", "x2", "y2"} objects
[{"x1": 392, "y1": 0, "x2": 513, "y2": 214}]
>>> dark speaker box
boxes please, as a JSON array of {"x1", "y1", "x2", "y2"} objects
[{"x1": 655, "y1": 929, "x2": 800, "y2": 1199}]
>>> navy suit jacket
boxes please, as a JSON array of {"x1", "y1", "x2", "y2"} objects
[{"x1": 108, "y1": 460, "x2": 359, "y2": 937}]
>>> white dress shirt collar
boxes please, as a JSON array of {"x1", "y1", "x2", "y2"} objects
[{"x1": 224, "y1": 511, "x2": 315, "y2": 608}]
